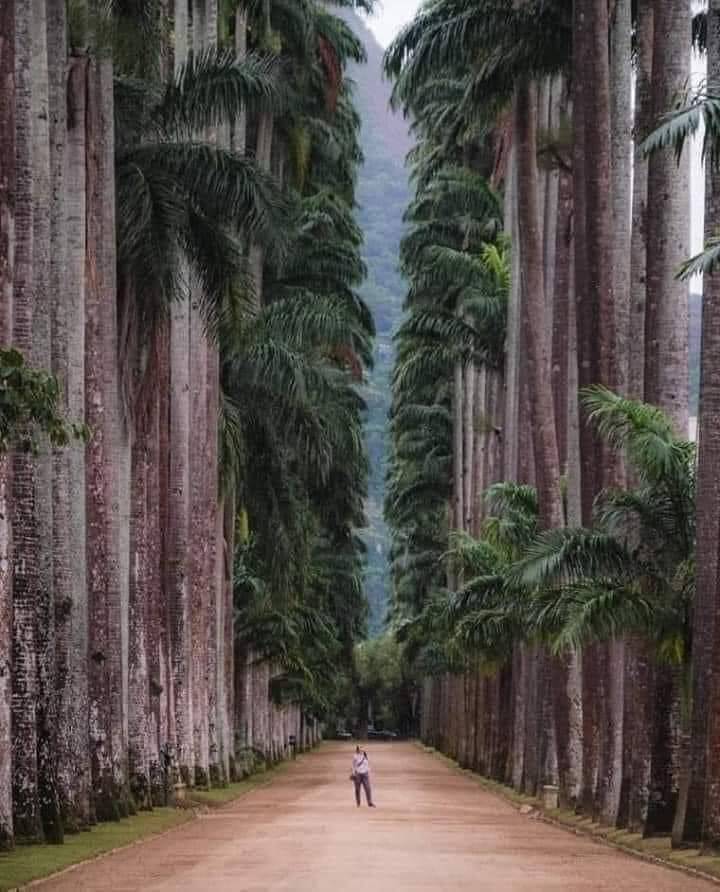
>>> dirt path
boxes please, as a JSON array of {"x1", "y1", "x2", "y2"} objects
[{"x1": 37, "y1": 742, "x2": 712, "y2": 890}]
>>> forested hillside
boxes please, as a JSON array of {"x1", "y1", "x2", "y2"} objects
[{"x1": 343, "y1": 12, "x2": 411, "y2": 633}]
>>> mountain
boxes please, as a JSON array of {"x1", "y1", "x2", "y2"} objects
[{"x1": 343, "y1": 12, "x2": 412, "y2": 634}]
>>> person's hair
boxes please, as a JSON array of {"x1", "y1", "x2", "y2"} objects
[{"x1": 355, "y1": 745, "x2": 360, "y2": 753}]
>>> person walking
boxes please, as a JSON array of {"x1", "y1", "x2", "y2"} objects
[{"x1": 350, "y1": 746, "x2": 376, "y2": 807}]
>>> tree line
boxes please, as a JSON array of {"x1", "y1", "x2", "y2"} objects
[
  {"x1": 0, "y1": 0, "x2": 374, "y2": 849},
  {"x1": 384, "y1": 0, "x2": 720, "y2": 846}
]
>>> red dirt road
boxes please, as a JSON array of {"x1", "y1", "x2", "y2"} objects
[{"x1": 37, "y1": 742, "x2": 712, "y2": 890}]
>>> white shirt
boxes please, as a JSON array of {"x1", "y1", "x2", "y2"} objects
[{"x1": 352, "y1": 753, "x2": 369, "y2": 776}]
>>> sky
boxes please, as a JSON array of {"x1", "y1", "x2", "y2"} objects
[{"x1": 364, "y1": 0, "x2": 421, "y2": 47}]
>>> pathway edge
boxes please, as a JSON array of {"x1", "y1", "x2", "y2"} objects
[
  {"x1": 7, "y1": 761, "x2": 294, "y2": 891},
  {"x1": 414, "y1": 742, "x2": 720, "y2": 888}
]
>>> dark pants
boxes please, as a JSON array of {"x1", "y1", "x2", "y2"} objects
[{"x1": 353, "y1": 773, "x2": 373, "y2": 806}]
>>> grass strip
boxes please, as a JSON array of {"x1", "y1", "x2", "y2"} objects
[
  {"x1": 0, "y1": 809, "x2": 190, "y2": 891},
  {"x1": 0, "y1": 761, "x2": 292, "y2": 890}
]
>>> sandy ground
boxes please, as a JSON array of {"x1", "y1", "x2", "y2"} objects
[{"x1": 36, "y1": 742, "x2": 713, "y2": 891}]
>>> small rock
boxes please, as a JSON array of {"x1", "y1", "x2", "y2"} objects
[{"x1": 519, "y1": 804, "x2": 534, "y2": 815}]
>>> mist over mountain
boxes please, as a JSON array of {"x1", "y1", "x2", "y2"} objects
[{"x1": 343, "y1": 11, "x2": 412, "y2": 634}]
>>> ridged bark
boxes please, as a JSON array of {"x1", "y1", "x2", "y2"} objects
[
  {"x1": 62, "y1": 54, "x2": 91, "y2": 829},
  {"x1": 189, "y1": 305, "x2": 209, "y2": 785},
  {"x1": 85, "y1": 55, "x2": 126, "y2": 820},
  {"x1": 0, "y1": 0, "x2": 15, "y2": 850},
  {"x1": 513, "y1": 81, "x2": 563, "y2": 531},
  {"x1": 644, "y1": 0, "x2": 690, "y2": 435},
  {"x1": 462, "y1": 361, "x2": 475, "y2": 532},
  {"x1": 128, "y1": 385, "x2": 151, "y2": 807},
  {"x1": 45, "y1": 0, "x2": 69, "y2": 842},
  {"x1": 167, "y1": 0, "x2": 192, "y2": 785},
  {"x1": 620, "y1": 0, "x2": 654, "y2": 835},
  {"x1": 643, "y1": 0, "x2": 691, "y2": 836},
  {"x1": 675, "y1": 4, "x2": 720, "y2": 846},
  {"x1": 11, "y1": 0, "x2": 42, "y2": 842}
]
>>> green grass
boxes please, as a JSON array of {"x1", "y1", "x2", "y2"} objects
[
  {"x1": 0, "y1": 761, "x2": 294, "y2": 890},
  {"x1": 0, "y1": 809, "x2": 191, "y2": 891}
]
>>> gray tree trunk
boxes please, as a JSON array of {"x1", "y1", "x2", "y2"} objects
[
  {"x1": 62, "y1": 52, "x2": 91, "y2": 829},
  {"x1": 167, "y1": 0, "x2": 193, "y2": 785},
  {"x1": 46, "y1": 0, "x2": 69, "y2": 842},
  {"x1": 644, "y1": 1, "x2": 690, "y2": 434},
  {"x1": 0, "y1": 0, "x2": 14, "y2": 849},
  {"x1": 85, "y1": 53, "x2": 126, "y2": 819},
  {"x1": 674, "y1": 1, "x2": 720, "y2": 847},
  {"x1": 11, "y1": 0, "x2": 42, "y2": 842},
  {"x1": 462, "y1": 360, "x2": 475, "y2": 532}
]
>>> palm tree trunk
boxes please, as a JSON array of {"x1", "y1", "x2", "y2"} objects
[
  {"x1": 85, "y1": 53, "x2": 126, "y2": 820},
  {"x1": 11, "y1": 0, "x2": 42, "y2": 842},
  {"x1": 62, "y1": 51, "x2": 91, "y2": 829},
  {"x1": 154, "y1": 328, "x2": 173, "y2": 803},
  {"x1": 643, "y1": 0, "x2": 691, "y2": 836},
  {"x1": 462, "y1": 360, "x2": 475, "y2": 532},
  {"x1": 574, "y1": 0, "x2": 620, "y2": 822},
  {"x1": 629, "y1": 0, "x2": 653, "y2": 405},
  {"x1": 542, "y1": 79, "x2": 559, "y2": 316},
  {"x1": 205, "y1": 347, "x2": 222, "y2": 785},
  {"x1": 0, "y1": 0, "x2": 15, "y2": 850},
  {"x1": 219, "y1": 494, "x2": 233, "y2": 781},
  {"x1": 611, "y1": 0, "x2": 633, "y2": 402},
  {"x1": 619, "y1": 0, "x2": 654, "y2": 834},
  {"x1": 472, "y1": 366, "x2": 487, "y2": 536},
  {"x1": 30, "y1": 0, "x2": 64, "y2": 843},
  {"x1": 645, "y1": 0, "x2": 690, "y2": 435},
  {"x1": 233, "y1": 8, "x2": 248, "y2": 154},
  {"x1": 513, "y1": 80, "x2": 563, "y2": 530},
  {"x1": 675, "y1": 2, "x2": 720, "y2": 846},
  {"x1": 608, "y1": 0, "x2": 637, "y2": 834},
  {"x1": 503, "y1": 148, "x2": 520, "y2": 484},
  {"x1": 248, "y1": 110, "x2": 274, "y2": 309},
  {"x1": 572, "y1": 0, "x2": 597, "y2": 525},
  {"x1": 46, "y1": 0, "x2": 69, "y2": 842},
  {"x1": 452, "y1": 360, "x2": 464, "y2": 535},
  {"x1": 168, "y1": 287, "x2": 192, "y2": 784},
  {"x1": 145, "y1": 354, "x2": 165, "y2": 805},
  {"x1": 189, "y1": 306, "x2": 209, "y2": 786},
  {"x1": 601, "y1": 14, "x2": 629, "y2": 814},
  {"x1": 128, "y1": 386, "x2": 151, "y2": 807},
  {"x1": 167, "y1": 0, "x2": 193, "y2": 786},
  {"x1": 551, "y1": 152, "x2": 572, "y2": 475}
]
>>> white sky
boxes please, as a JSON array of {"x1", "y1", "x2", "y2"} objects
[{"x1": 364, "y1": 0, "x2": 421, "y2": 47}]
